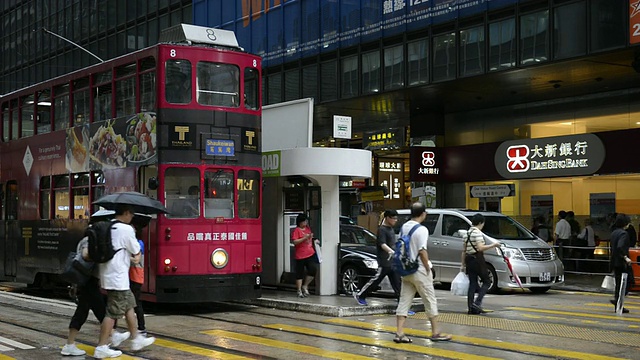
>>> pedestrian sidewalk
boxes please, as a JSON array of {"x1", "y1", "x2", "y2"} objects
[{"x1": 238, "y1": 274, "x2": 612, "y2": 317}]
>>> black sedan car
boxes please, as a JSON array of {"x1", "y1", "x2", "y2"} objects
[{"x1": 339, "y1": 224, "x2": 387, "y2": 294}]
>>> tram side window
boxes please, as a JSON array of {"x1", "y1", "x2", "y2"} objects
[
  {"x1": 204, "y1": 169, "x2": 235, "y2": 219},
  {"x1": 196, "y1": 62, "x2": 239, "y2": 108},
  {"x1": 140, "y1": 72, "x2": 156, "y2": 112},
  {"x1": 72, "y1": 173, "x2": 90, "y2": 219},
  {"x1": 94, "y1": 84, "x2": 113, "y2": 122},
  {"x1": 11, "y1": 99, "x2": 19, "y2": 140},
  {"x1": 40, "y1": 177, "x2": 51, "y2": 219},
  {"x1": 1, "y1": 103, "x2": 8, "y2": 142},
  {"x1": 116, "y1": 77, "x2": 136, "y2": 118},
  {"x1": 37, "y1": 89, "x2": 52, "y2": 134},
  {"x1": 54, "y1": 84, "x2": 70, "y2": 130},
  {"x1": 244, "y1": 68, "x2": 259, "y2": 110},
  {"x1": 91, "y1": 172, "x2": 106, "y2": 214},
  {"x1": 165, "y1": 60, "x2": 192, "y2": 104},
  {"x1": 53, "y1": 175, "x2": 70, "y2": 219},
  {"x1": 164, "y1": 167, "x2": 200, "y2": 218},
  {"x1": 237, "y1": 170, "x2": 260, "y2": 219},
  {"x1": 5, "y1": 181, "x2": 18, "y2": 220},
  {"x1": 21, "y1": 94, "x2": 34, "y2": 138}
]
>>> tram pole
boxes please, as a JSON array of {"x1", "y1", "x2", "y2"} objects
[{"x1": 41, "y1": 27, "x2": 104, "y2": 63}]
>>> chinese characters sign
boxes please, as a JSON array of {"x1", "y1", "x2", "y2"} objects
[
  {"x1": 187, "y1": 231, "x2": 248, "y2": 241},
  {"x1": 494, "y1": 134, "x2": 605, "y2": 179},
  {"x1": 378, "y1": 159, "x2": 404, "y2": 200},
  {"x1": 364, "y1": 127, "x2": 405, "y2": 150},
  {"x1": 410, "y1": 146, "x2": 442, "y2": 181}
]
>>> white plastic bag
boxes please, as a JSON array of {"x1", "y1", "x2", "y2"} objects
[
  {"x1": 451, "y1": 271, "x2": 470, "y2": 296},
  {"x1": 601, "y1": 275, "x2": 615, "y2": 290}
]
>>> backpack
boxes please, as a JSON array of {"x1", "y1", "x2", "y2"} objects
[
  {"x1": 86, "y1": 220, "x2": 122, "y2": 263},
  {"x1": 393, "y1": 224, "x2": 422, "y2": 276}
]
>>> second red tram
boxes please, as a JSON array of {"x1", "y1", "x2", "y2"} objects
[{"x1": 0, "y1": 24, "x2": 262, "y2": 303}]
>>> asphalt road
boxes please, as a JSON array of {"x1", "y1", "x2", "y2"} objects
[{"x1": 0, "y1": 284, "x2": 637, "y2": 359}]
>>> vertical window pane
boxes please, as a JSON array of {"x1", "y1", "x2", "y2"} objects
[
  {"x1": 362, "y1": 50, "x2": 381, "y2": 94},
  {"x1": 54, "y1": 94, "x2": 70, "y2": 130},
  {"x1": 590, "y1": 0, "x2": 625, "y2": 52},
  {"x1": 244, "y1": 68, "x2": 259, "y2": 110},
  {"x1": 53, "y1": 174, "x2": 69, "y2": 219},
  {"x1": 554, "y1": 2, "x2": 586, "y2": 59},
  {"x1": 459, "y1": 26, "x2": 485, "y2": 77},
  {"x1": 384, "y1": 46, "x2": 404, "y2": 90},
  {"x1": 94, "y1": 84, "x2": 113, "y2": 121},
  {"x1": 489, "y1": 18, "x2": 516, "y2": 71},
  {"x1": 116, "y1": 77, "x2": 136, "y2": 117},
  {"x1": 204, "y1": 169, "x2": 234, "y2": 219},
  {"x1": 267, "y1": 73, "x2": 282, "y2": 105},
  {"x1": 140, "y1": 72, "x2": 156, "y2": 112},
  {"x1": 37, "y1": 90, "x2": 51, "y2": 134},
  {"x1": 301, "y1": 65, "x2": 318, "y2": 99},
  {"x1": 21, "y1": 95, "x2": 34, "y2": 138},
  {"x1": 164, "y1": 167, "x2": 201, "y2": 219},
  {"x1": 321, "y1": 60, "x2": 337, "y2": 102},
  {"x1": 284, "y1": 69, "x2": 300, "y2": 101},
  {"x1": 238, "y1": 170, "x2": 260, "y2": 219},
  {"x1": 11, "y1": 101, "x2": 19, "y2": 140},
  {"x1": 520, "y1": 11, "x2": 549, "y2": 65},
  {"x1": 433, "y1": 33, "x2": 456, "y2": 82},
  {"x1": 165, "y1": 60, "x2": 192, "y2": 104},
  {"x1": 341, "y1": 55, "x2": 358, "y2": 98},
  {"x1": 2, "y1": 104, "x2": 8, "y2": 142},
  {"x1": 40, "y1": 176, "x2": 51, "y2": 220},
  {"x1": 73, "y1": 89, "x2": 89, "y2": 125},
  {"x1": 408, "y1": 39, "x2": 428, "y2": 86}
]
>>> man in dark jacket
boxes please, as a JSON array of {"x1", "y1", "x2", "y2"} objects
[
  {"x1": 354, "y1": 209, "x2": 401, "y2": 306},
  {"x1": 610, "y1": 213, "x2": 633, "y2": 313}
]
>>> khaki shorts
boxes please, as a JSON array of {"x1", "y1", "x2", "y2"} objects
[
  {"x1": 396, "y1": 269, "x2": 439, "y2": 317},
  {"x1": 105, "y1": 289, "x2": 136, "y2": 318}
]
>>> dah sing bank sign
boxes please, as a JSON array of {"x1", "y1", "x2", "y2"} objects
[{"x1": 494, "y1": 134, "x2": 605, "y2": 179}]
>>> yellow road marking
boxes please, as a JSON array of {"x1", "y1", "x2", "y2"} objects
[
  {"x1": 154, "y1": 338, "x2": 253, "y2": 360},
  {"x1": 507, "y1": 307, "x2": 640, "y2": 322},
  {"x1": 326, "y1": 318, "x2": 628, "y2": 360},
  {"x1": 522, "y1": 314, "x2": 544, "y2": 319},
  {"x1": 0, "y1": 354, "x2": 14, "y2": 360},
  {"x1": 585, "y1": 302, "x2": 640, "y2": 310},
  {"x1": 75, "y1": 344, "x2": 140, "y2": 359},
  {"x1": 264, "y1": 323, "x2": 499, "y2": 360},
  {"x1": 204, "y1": 329, "x2": 375, "y2": 360}
]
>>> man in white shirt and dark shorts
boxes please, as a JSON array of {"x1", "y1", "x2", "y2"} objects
[{"x1": 94, "y1": 205, "x2": 155, "y2": 358}]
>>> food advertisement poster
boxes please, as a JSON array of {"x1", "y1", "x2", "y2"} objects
[{"x1": 65, "y1": 112, "x2": 157, "y2": 172}]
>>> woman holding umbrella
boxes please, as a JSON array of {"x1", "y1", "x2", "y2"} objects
[{"x1": 462, "y1": 214, "x2": 501, "y2": 315}]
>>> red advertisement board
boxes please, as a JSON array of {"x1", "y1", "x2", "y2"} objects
[{"x1": 631, "y1": 0, "x2": 640, "y2": 44}]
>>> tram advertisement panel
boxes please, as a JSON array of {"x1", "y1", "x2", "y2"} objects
[{"x1": 65, "y1": 112, "x2": 157, "y2": 172}]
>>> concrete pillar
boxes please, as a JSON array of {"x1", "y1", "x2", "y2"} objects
[{"x1": 308, "y1": 175, "x2": 339, "y2": 295}]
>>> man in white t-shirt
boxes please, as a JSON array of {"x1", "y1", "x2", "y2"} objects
[
  {"x1": 554, "y1": 210, "x2": 571, "y2": 260},
  {"x1": 94, "y1": 205, "x2": 155, "y2": 359},
  {"x1": 394, "y1": 203, "x2": 451, "y2": 343}
]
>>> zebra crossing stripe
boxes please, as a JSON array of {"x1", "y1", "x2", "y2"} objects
[
  {"x1": 0, "y1": 344, "x2": 11, "y2": 352},
  {"x1": 0, "y1": 336, "x2": 34, "y2": 350}
]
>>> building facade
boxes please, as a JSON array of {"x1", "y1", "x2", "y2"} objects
[{"x1": 196, "y1": 0, "x2": 640, "y2": 233}]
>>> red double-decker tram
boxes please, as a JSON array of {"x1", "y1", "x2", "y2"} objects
[{"x1": 0, "y1": 24, "x2": 262, "y2": 303}]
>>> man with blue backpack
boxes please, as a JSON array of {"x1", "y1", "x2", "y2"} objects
[{"x1": 393, "y1": 203, "x2": 452, "y2": 343}]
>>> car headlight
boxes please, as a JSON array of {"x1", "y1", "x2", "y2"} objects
[
  {"x1": 363, "y1": 259, "x2": 378, "y2": 269},
  {"x1": 502, "y1": 247, "x2": 525, "y2": 261}
]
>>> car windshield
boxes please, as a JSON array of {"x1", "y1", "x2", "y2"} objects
[{"x1": 470, "y1": 215, "x2": 536, "y2": 240}]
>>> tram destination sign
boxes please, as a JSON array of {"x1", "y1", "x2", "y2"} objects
[{"x1": 494, "y1": 134, "x2": 605, "y2": 179}]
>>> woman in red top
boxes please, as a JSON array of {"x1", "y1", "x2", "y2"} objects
[{"x1": 291, "y1": 214, "x2": 319, "y2": 298}]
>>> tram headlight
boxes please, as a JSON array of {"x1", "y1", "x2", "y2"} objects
[{"x1": 211, "y1": 248, "x2": 229, "y2": 269}]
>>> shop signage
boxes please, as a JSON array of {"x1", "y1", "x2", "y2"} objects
[
  {"x1": 262, "y1": 150, "x2": 281, "y2": 177},
  {"x1": 470, "y1": 184, "x2": 515, "y2": 198},
  {"x1": 410, "y1": 146, "x2": 442, "y2": 181},
  {"x1": 241, "y1": 128, "x2": 259, "y2": 152},
  {"x1": 378, "y1": 159, "x2": 404, "y2": 200},
  {"x1": 494, "y1": 134, "x2": 605, "y2": 179},
  {"x1": 333, "y1": 115, "x2": 352, "y2": 139},
  {"x1": 364, "y1": 128, "x2": 405, "y2": 150},
  {"x1": 631, "y1": 0, "x2": 640, "y2": 44},
  {"x1": 170, "y1": 124, "x2": 195, "y2": 149}
]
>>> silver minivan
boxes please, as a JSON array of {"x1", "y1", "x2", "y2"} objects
[{"x1": 394, "y1": 209, "x2": 564, "y2": 293}]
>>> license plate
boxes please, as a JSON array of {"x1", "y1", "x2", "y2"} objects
[{"x1": 539, "y1": 272, "x2": 551, "y2": 282}]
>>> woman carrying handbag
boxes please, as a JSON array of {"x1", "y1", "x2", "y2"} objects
[{"x1": 461, "y1": 214, "x2": 501, "y2": 315}]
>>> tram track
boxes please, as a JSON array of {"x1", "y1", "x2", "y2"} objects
[{"x1": 0, "y1": 294, "x2": 276, "y2": 360}]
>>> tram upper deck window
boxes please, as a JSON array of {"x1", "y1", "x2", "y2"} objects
[
  {"x1": 244, "y1": 68, "x2": 259, "y2": 110},
  {"x1": 164, "y1": 167, "x2": 200, "y2": 218},
  {"x1": 196, "y1": 62, "x2": 240, "y2": 108},
  {"x1": 165, "y1": 60, "x2": 192, "y2": 104},
  {"x1": 204, "y1": 169, "x2": 234, "y2": 219}
]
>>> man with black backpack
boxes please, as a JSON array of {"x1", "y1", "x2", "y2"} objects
[
  {"x1": 393, "y1": 203, "x2": 451, "y2": 344},
  {"x1": 93, "y1": 205, "x2": 155, "y2": 359}
]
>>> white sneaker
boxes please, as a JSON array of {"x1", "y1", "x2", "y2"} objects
[
  {"x1": 94, "y1": 345, "x2": 122, "y2": 358},
  {"x1": 131, "y1": 334, "x2": 155, "y2": 351},
  {"x1": 61, "y1": 343, "x2": 86, "y2": 356},
  {"x1": 110, "y1": 331, "x2": 130, "y2": 347}
]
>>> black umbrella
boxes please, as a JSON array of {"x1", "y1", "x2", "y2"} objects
[{"x1": 93, "y1": 191, "x2": 169, "y2": 215}]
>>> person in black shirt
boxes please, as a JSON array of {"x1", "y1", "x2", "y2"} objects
[
  {"x1": 354, "y1": 210, "x2": 401, "y2": 306},
  {"x1": 610, "y1": 213, "x2": 633, "y2": 313}
]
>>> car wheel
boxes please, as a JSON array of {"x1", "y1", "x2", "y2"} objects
[
  {"x1": 529, "y1": 287, "x2": 550, "y2": 294},
  {"x1": 479, "y1": 264, "x2": 499, "y2": 294},
  {"x1": 340, "y1": 266, "x2": 360, "y2": 295}
]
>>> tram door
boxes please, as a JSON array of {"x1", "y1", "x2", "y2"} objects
[
  {"x1": 4, "y1": 182, "x2": 17, "y2": 278},
  {"x1": 139, "y1": 165, "x2": 158, "y2": 293}
]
